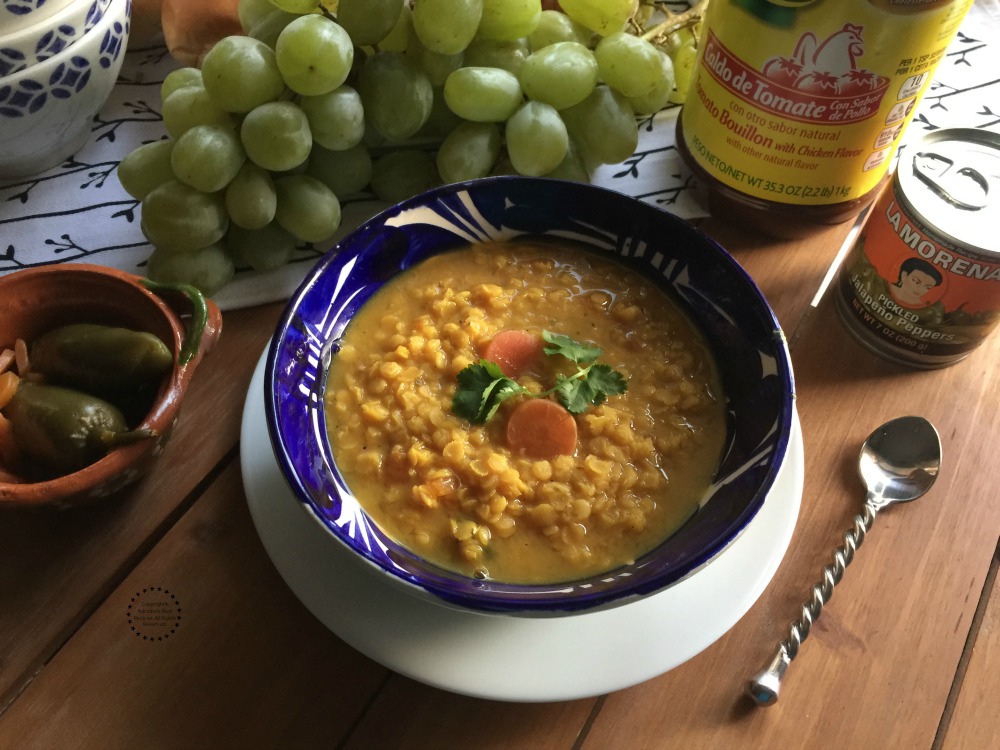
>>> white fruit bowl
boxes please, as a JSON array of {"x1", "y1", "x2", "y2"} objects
[
  {"x1": 0, "y1": 0, "x2": 79, "y2": 36},
  {"x1": 0, "y1": 0, "x2": 129, "y2": 179},
  {"x1": 0, "y1": 0, "x2": 113, "y2": 77}
]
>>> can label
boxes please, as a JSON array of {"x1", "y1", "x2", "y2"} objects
[
  {"x1": 837, "y1": 180, "x2": 1000, "y2": 366},
  {"x1": 681, "y1": 0, "x2": 973, "y2": 205}
]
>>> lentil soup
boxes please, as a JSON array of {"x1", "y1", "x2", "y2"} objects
[{"x1": 324, "y1": 240, "x2": 727, "y2": 584}]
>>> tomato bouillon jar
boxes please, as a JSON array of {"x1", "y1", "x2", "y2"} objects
[{"x1": 675, "y1": 0, "x2": 973, "y2": 237}]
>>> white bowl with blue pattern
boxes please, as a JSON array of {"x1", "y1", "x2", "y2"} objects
[
  {"x1": 0, "y1": 0, "x2": 113, "y2": 77},
  {"x1": 0, "y1": 0, "x2": 128, "y2": 178},
  {"x1": 0, "y1": 0, "x2": 77, "y2": 36},
  {"x1": 265, "y1": 177, "x2": 797, "y2": 617}
]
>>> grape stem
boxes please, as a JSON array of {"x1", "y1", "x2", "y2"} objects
[{"x1": 636, "y1": 0, "x2": 710, "y2": 44}]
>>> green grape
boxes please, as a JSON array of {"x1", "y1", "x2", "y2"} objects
[
  {"x1": 275, "y1": 15, "x2": 354, "y2": 96},
  {"x1": 379, "y1": 3, "x2": 412, "y2": 52},
  {"x1": 299, "y1": 85, "x2": 365, "y2": 151},
  {"x1": 146, "y1": 243, "x2": 235, "y2": 297},
  {"x1": 462, "y1": 37, "x2": 528, "y2": 75},
  {"x1": 627, "y1": 51, "x2": 675, "y2": 114},
  {"x1": 241, "y1": 101, "x2": 313, "y2": 171},
  {"x1": 117, "y1": 139, "x2": 175, "y2": 201},
  {"x1": 268, "y1": 0, "x2": 320, "y2": 12},
  {"x1": 237, "y1": 0, "x2": 276, "y2": 32},
  {"x1": 407, "y1": 35, "x2": 464, "y2": 87},
  {"x1": 412, "y1": 0, "x2": 482, "y2": 55},
  {"x1": 505, "y1": 100, "x2": 568, "y2": 176},
  {"x1": 558, "y1": 0, "x2": 636, "y2": 36},
  {"x1": 519, "y1": 42, "x2": 597, "y2": 110},
  {"x1": 562, "y1": 85, "x2": 638, "y2": 165},
  {"x1": 162, "y1": 86, "x2": 234, "y2": 138},
  {"x1": 669, "y1": 35, "x2": 698, "y2": 104},
  {"x1": 357, "y1": 52, "x2": 434, "y2": 141},
  {"x1": 161, "y1": 67, "x2": 202, "y2": 101},
  {"x1": 418, "y1": 87, "x2": 464, "y2": 138},
  {"x1": 527, "y1": 10, "x2": 590, "y2": 51},
  {"x1": 436, "y1": 121, "x2": 501, "y2": 183},
  {"x1": 171, "y1": 125, "x2": 246, "y2": 193},
  {"x1": 337, "y1": 0, "x2": 403, "y2": 46},
  {"x1": 274, "y1": 175, "x2": 342, "y2": 243},
  {"x1": 307, "y1": 144, "x2": 373, "y2": 196},
  {"x1": 201, "y1": 36, "x2": 286, "y2": 113},
  {"x1": 660, "y1": 27, "x2": 693, "y2": 59},
  {"x1": 489, "y1": 154, "x2": 517, "y2": 176},
  {"x1": 477, "y1": 0, "x2": 541, "y2": 42},
  {"x1": 246, "y1": 8, "x2": 298, "y2": 48},
  {"x1": 226, "y1": 222, "x2": 296, "y2": 272},
  {"x1": 595, "y1": 32, "x2": 663, "y2": 99},
  {"x1": 225, "y1": 162, "x2": 277, "y2": 229},
  {"x1": 363, "y1": 120, "x2": 387, "y2": 149},
  {"x1": 443, "y1": 67, "x2": 522, "y2": 122},
  {"x1": 141, "y1": 180, "x2": 229, "y2": 253},
  {"x1": 542, "y1": 138, "x2": 590, "y2": 182},
  {"x1": 370, "y1": 149, "x2": 440, "y2": 203}
]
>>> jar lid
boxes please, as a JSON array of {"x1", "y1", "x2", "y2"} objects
[{"x1": 898, "y1": 127, "x2": 1000, "y2": 254}]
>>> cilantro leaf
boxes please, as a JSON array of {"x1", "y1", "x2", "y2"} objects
[
  {"x1": 554, "y1": 365, "x2": 628, "y2": 414},
  {"x1": 542, "y1": 330, "x2": 602, "y2": 364},
  {"x1": 452, "y1": 361, "x2": 526, "y2": 423},
  {"x1": 482, "y1": 376, "x2": 525, "y2": 422},
  {"x1": 585, "y1": 363, "x2": 628, "y2": 401},
  {"x1": 554, "y1": 376, "x2": 598, "y2": 414}
]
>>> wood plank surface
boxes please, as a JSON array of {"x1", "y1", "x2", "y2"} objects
[
  {"x1": 0, "y1": 462, "x2": 389, "y2": 750},
  {"x1": 941, "y1": 547, "x2": 1000, "y2": 750}
]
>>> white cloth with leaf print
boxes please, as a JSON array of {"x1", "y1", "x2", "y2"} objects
[{"x1": 1, "y1": 1, "x2": 998, "y2": 311}]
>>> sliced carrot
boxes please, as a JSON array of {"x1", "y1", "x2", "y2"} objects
[
  {"x1": 0, "y1": 371, "x2": 18, "y2": 410},
  {"x1": 506, "y1": 398, "x2": 578, "y2": 459},
  {"x1": 481, "y1": 330, "x2": 544, "y2": 378},
  {"x1": 0, "y1": 348, "x2": 14, "y2": 375}
]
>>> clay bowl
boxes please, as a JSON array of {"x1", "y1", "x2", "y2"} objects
[{"x1": 0, "y1": 264, "x2": 222, "y2": 509}]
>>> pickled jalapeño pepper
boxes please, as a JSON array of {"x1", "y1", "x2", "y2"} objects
[
  {"x1": 30, "y1": 323, "x2": 173, "y2": 395},
  {"x1": 4, "y1": 382, "x2": 157, "y2": 477}
]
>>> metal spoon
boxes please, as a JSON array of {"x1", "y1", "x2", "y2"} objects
[{"x1": 746, "y1": 415, "x2": 942, "y2": 707}]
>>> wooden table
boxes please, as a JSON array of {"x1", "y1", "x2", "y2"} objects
[{"x1": 1, "y1": 198, "x2": 997, "y2": 749}]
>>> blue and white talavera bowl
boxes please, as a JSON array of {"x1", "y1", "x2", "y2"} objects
[
  {"x1": 0, "y1": 0, "x2": 78, "y2": 36},
  {"x1": 0, "y1": 0, "x2": 114, "y2": 76},
  {"x1": 266, "y1": 177, "x2": 795, "y2": 617},
  {"x1": 0, "y1": 0, "x2": 128, "y2": 178}
]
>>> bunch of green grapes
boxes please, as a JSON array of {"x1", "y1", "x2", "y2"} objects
[{"x1": 118, "y1": 0, "x2": 703, "y2": 295}]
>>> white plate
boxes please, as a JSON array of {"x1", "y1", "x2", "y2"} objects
[{"x1": 242, "y1": 350, "x2": 803, "y2": 702}]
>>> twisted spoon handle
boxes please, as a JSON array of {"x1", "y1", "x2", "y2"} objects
[{"x1": 746, "y1": 501, "x2": 878, "y2": 706}]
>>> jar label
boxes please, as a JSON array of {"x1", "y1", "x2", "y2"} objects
[{"x1": 681, "y1": 0, "x2": 972, "y2": 205}]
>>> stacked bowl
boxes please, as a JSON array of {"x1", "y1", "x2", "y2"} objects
[{"x1": 0, "y1": 0, "x2": 131, "y2": 178}]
